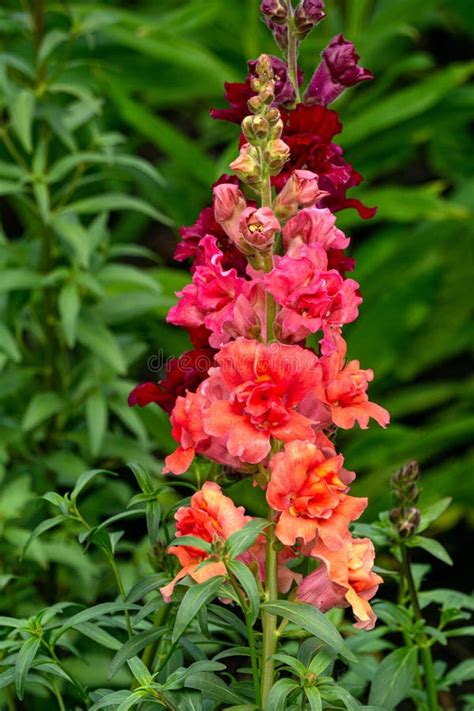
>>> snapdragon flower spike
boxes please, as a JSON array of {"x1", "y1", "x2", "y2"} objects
[
  {"x1": 133, "y1": 6, "x2": 390, "y2": 635},
  {"x1": 305, "y1": 34, "x2": 373, "y2": 106}
]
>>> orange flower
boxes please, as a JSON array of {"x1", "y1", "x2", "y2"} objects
[
  {"x1": 298, "y1": 535, "x2": 383, "y2": 630},
  {"x1": 160, "y1": 482, "x2": 250, "y2": 601},
  {"x1": 267, "y1": 440, "x2": 366, "y2": 550}
]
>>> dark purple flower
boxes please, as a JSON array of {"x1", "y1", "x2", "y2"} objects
[
  {"x1": 294, "y1": 0, "x2": 326, "y2": 38},
  {"x1": 260, "y1": 0, "x2": 288, "y2": 24},
  {"x1": 305, "y1": 34, "x2": 373, "y2": 106}
]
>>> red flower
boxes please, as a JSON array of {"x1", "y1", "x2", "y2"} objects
[
  {"x1": 128, "y1": 348, "x2": 215, "y2": 415},
  {"x1": 276, "y1": 104, "x2": 376, "y2": 219}
]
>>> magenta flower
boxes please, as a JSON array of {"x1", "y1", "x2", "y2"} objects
[{"x1": 305, "y1": 34, "x2": 373, "y2": 106}]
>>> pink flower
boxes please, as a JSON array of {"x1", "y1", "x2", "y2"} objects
[
  {"x1": 163, "y1": 387, "x2": 242, "y2": 475},
  {"x1": 267, "y1": 440, "x2": 366, "y2": 550},
  {"x1": 298, "y1": 536, "x2": 383, "y2": 630},
  {"x1": 315, "y1": 334, "x2": 390, "y2": 429},
  {"x1": 264, "y1": 246, "x2": 361, "y2": 351},
  {"x1": 213, "y1": 183, "x2": 248, "y2": 249},
  {"x1": 282, "y1": 206, "x2": 350, "y2": 255},
  {"x1": 239, "y1": 206, "x2": 281, "y2": 251},
  {"x1": 273, "y1": 170, "x2": 328, "y2": 221},
  {"x1": 165, "y1": 338, "x2": 323, "y2": 472},
  {"x1": 202, "y1": 339, "x2": 322, "y2": 464},
  {"x1": 160, "y1": 482, "x2": 251, "y2": 601},
  {"x1": 167, "y1": 236, "x2": 247, "y2": 348}
]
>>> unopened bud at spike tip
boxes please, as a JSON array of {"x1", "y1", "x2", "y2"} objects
[{"x1": 295, "y1": 0, "x2": 326, "y2": 39}]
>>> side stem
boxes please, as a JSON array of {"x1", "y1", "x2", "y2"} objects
[{"x1": 400, "y1": 544, "x2": 439, "y2": 710}]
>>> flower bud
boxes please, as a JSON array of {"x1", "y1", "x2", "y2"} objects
[
  {"x1": 213, "y1": 183, "x2": 247, "y2": 246},
  {"x1": 240, "y1": 206, "x2": 281, "y2": 251},
  {"x1": 273, "y1": 169, "x2": 326, "y2": 220},
  {"x1": 260, "y1": 0, "x2": 289, "y2": 25},
  {"x1": 305, "y1": 34, "x2": 373, "y2": 106},
  {"x1": 391, "y1": 460, "x2": 420, "y2": 505},
  {"x1": 265, "y1": 19, "x2": 288, "y2": 51},
  {"x1": 295, "y1": 0, "x2": 326, "y2": 39},
  {"x1": 230, "y1": 143, "x2": 261, "y2": 184},
  {"x1": 265, "y1": 138, "x2": 290, "y2": 175},
  {"x1": 397, "y1": 507, "x2": 421, "y2": 539}
]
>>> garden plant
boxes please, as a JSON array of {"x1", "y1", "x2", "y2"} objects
[{"x1": 0, "y1": 1, "x2": 472, "y2": 710}]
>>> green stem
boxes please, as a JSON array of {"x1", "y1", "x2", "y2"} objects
[
  {"x1": 107, "y1": 554, "x2": 133, "y2": 638},
  {"x1": 261, "y1": 514, "x2": 278, "y2": 709},
  {"x1": 287, "y1": 16, "x2": 301, "y2": 103},
  {"x1": 229, "y1": 573, "x2": 262, "y2": 707},
  {"x1": 400, "y1": 544, "x2": 439, "y2": 710},
  {"x1": 4, "y1": 685, "x2": 17, "y2": 711},
  {"x1": 51, "y1": 680, "x2": 66, "y2": 711}
]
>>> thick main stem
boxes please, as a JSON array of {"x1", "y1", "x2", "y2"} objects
[
  {"x1": 400, "y1": 544, "x2": 439, "y2": 710},
  {"x1": 261, "y1": 513, "x2": 278, "y2": 708}
]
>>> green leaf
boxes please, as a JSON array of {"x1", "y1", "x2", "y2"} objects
[
  {"x1": 11, "y1": 90, "x2": 35, "y2": 153},
  {"x1": 127, "y1": 657, "x2": 153, "y2": 686},
  {"x1": 342, "y1": 62, "x2": 474, "y2": 146},
  {"x1": 128, "y1": 462, "x2": 154, "y2": 494},
  {"x1": 86, "y1": 390, "x2": 108, "y2": 458},
  {"x1": 21, "y1": 392, "x2": 63, "y2": 431},
  {"x1": 168, "y1": 536, "x2": 212, "y2": 553},
  {"x1": 52, "y1": 215, "x2": 91, "y2": 267},
  {"x1": 226, "y1": 518, "x2": 268, "y2": 559},
  {"x1": 0, "y1": 323, "x2": 22, "y2": 362},
  {"x1": 369, "y1": 646, "x2": 418, "y2": 709},
  {"x1": 146, "y1": 500, "x2": 161, "y2": 546},
  {"x1": 262, "y1": 601, "x2": 357, "y2": 663},
  {"x1": 184, "y1": 671, "x2": 247, "y2": 705},
  {"x1": 38, "y1": 29, "x2": 69, "y2": 65},
  {"x1": 172, "y1": 576, "x2": 225, "y2": 643},
  {"x1": 418, "y1": 498, "x2": 452, "y2": 532},
  {"x1": 323, "y1": 685, "x2": 361, "y2": 711},
  {"x1": 406, "y1": 536, "x2": 453, "y2": 565},
  {"x1": 109, "y1": 627, "x2": 165, "y2": 679},
  {"x1": 77, "y1": 320, "x2": 127, "y2": 374},
  {"x1": 47, "y1": 151, "x2": 164, "y2": 185},
  {"x1": 52, "y1": 602, "x2": 139, "y2": 644},
  {"x1": 15, "y1": 636, "x2": 41, "y2": 699},
  {"x1": 71, "y1": 468, "x2": 117, "y2": 501},
  {"x1": 90, "y1": 691, "x2": 134, "y2": 711},
  {"x1": 267, "y1": 678, "x2": 299, "y2": 711},
  {"x1": 444, "y1": 659, "x2": 474, "y2": 686},
  {"x1": 72, "y1": 622, "x2": 122, "y2": 651},
  {"x1": 0, "y1": 269, "x2": 39, "y2": 292},
  {"x1": 22, "y1": 515, "x2": 68, "y2": 556},
  {"x1": 125, "y1": 574, "x2": 167, "y2": 604},
  {"x1": 63, "y1": 193, "x2": 172, "y2": 226},
  {"x1": 58, "y1": 281, "x2": 80, "y2": 348},
  {"x1": 227, "y1": 559, "x2": 260, "y2": 625},
  {"x1": 305, "y1": 687, "x2": 322, "y2": 711}
]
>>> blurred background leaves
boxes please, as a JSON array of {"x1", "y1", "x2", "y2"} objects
[{"x1": 0, "y1": 0, "x2": 472, "y2": 616}]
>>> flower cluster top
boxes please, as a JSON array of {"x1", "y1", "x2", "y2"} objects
[{"x1": 130, "y1": 0, "x2": 388, "y2": 630}]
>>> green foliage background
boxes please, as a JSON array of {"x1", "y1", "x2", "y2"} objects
[{"x1": 0, "y1": 0, "x2": 472, "y2": 644}]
